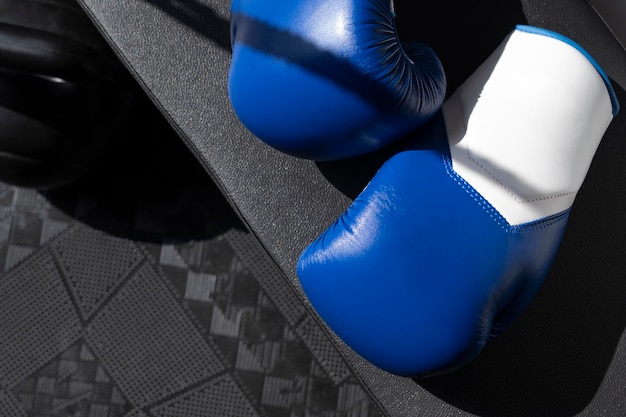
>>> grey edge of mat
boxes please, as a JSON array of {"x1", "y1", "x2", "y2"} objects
[{"x1": 76, "y1": 0, "x2": 626, "y2": 416}]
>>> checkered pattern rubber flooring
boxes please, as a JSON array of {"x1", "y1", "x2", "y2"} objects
[{"x1": 0, "y1": 102, "x2": 383, "y2": 417}]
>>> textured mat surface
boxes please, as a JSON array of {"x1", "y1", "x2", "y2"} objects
[
  {"x1": 0, "y1": 99, "x2": 384, "y2": 416},
  {"x1": 21, "y1": 0, "x2": 626, "y2": 416}
]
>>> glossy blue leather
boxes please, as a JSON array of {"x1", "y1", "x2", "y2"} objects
[
  {"x1": 297, "y1": 116, "x2": 570, "y2": 376},
  {"x1": 296, "y1": 25, "x2": 619, "y2": 377},
  {"x1": 228, "y1": 0, "x2": 446, "y2": 160}
]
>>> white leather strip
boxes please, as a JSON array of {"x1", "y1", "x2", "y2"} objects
[{"x1": 443, "y1": 28, "x2": 614, "y2": 226}]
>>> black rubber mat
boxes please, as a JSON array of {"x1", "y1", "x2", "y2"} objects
[
  {"x1": 7, "y1": 0, "x2": 626, "y2": 416},
  {"x1": 0, "y1": 96, "x2": 385, "y2": 416}
]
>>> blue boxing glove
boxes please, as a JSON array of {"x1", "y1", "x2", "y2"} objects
[
  {"x1": 228, "y1": 0, "x2": 446, "y2": 160},
  {"x1": 297, "y1": 25, "x2": 620, "y2": 377}
]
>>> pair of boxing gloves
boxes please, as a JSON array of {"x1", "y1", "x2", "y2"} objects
[{"x1": 228, "y1": 0, "x2": 620, "y2": 377}]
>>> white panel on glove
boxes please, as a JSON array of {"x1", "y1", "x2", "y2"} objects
[{"x1": 445, "y1": 27, "x2": 615, "y2": 226}]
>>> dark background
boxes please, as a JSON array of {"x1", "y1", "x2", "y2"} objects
[{"x1": 1, "y1": 0, "x2": 625, "y2": 416}]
